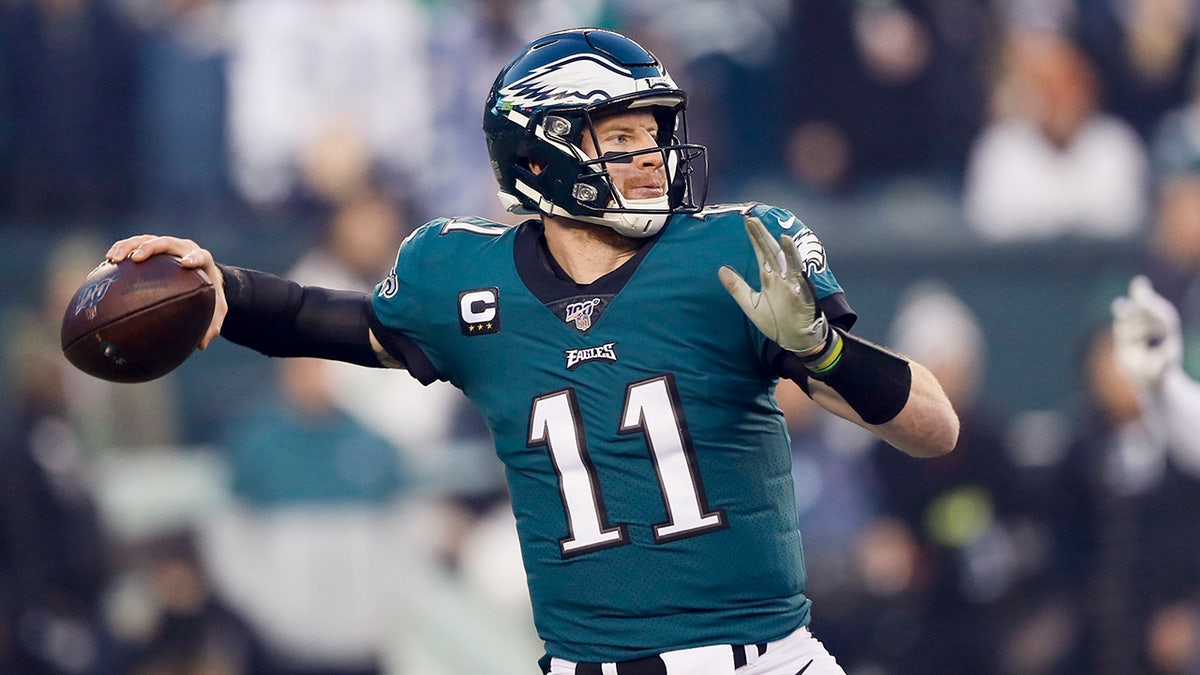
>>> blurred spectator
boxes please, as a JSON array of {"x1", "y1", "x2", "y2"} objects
[
  {"x1": 4, "y1": 234, "x2": 260, "y2": 674},
  {"x1": 12, "y1": 233, "x2": 181, "y2": 452},
  {"x1": 0, "y1": 331, "x2": 116, "y2": 674},
  {"x1": 110, "y1": 533, "x2": 256, "y2": 675},
  {"x1": 0, "y1": 0, "x2": 141, "y2": 221},
  {"x1": 285, "y1": 186, "x2": 520, "y2": 668},
  {"x1": 200, "y1": 357, "x2": 417, "y2": 674},
  {"x1": 223, "y1": 357, "x2": 408, "y2": 509},
  {"x1": 1108, "y1": 278, "x2": 1200, "y2": 673},
  {"x1": 963, "y1": 28, "x2": 1150, "y2": 241},
  {"x1": 1132, "y1": 169, "x2": 1200, "y2": 373},
  {"x1": 610, "y1": 0, "x2": 790, "y2": 197},
  {"x1": 224, "y1": 0, "x2": 433, "y2": 214},
  {"x1": 286, "y1": 190, "x2": 500, "y2": 504},
  {"x1": 1112, "y1": 275, "x2": 1200, "y2": 483},
  {"x1": 127, "y1": 0, "x2": 235, "y2": 225},
  {"x1": 773, "y1": 0, "x2": 989, "y2": 195},
  {"x1": 0, "y1": 233, "x2": 188, "y2": 673},
  {"x1": 867, "y1": 281, "x2": 1086, "y2": 673},
  {"x1": 287, "y1": 190, "x2": 409, "y2": 293},
  {"x1": 425, "y1": 0, "x2": 607, "y2": 220},
  {"x1": 1068, "y1": 323, "x2": 1200, "y2": 674},
  {"x1": 1076, "y1": 0, "x2": 1200, "y2": 140},
  {"x1": 1151, "y1": 74, "x2": 1200, "y2": 178}
]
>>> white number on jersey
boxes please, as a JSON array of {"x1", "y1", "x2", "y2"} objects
[{"x1": 528, "y1": 375, "x2": 727, "y2": 557}]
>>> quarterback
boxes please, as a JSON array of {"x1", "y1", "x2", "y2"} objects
[{"x1": 106, "y1": 29, "x2": 958, "y2": 675}]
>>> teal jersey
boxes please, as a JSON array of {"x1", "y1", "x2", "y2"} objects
[{"x1": 372, "y1": 203, "x2": 852, "y2": 663}]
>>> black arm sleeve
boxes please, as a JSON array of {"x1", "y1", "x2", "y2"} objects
[
  {"x1": 218, "y1": 264, "x2": 383, "y2": 367},
  {"x1": 769, "y1": 328, "x2": 912, "y2": 425}
]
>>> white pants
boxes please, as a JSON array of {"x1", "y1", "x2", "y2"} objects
[{"x1": 546, "y1": 625, "x2": 846, "y2": 675}]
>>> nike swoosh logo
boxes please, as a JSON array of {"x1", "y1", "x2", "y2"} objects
[
  {"x1": 794, "y1": 660, "x2": 814, "y2": 674},
  {"x1": 778, "y1": 216, "x2": 796, "y2": 229}
]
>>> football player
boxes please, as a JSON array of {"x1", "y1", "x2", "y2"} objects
[{"x1": 107, "y1": 28, "x2": 958, "y2": 675}]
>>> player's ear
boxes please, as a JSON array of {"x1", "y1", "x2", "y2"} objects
[{"x1": 529, "y1": 158, "x2": 546, "y2": 176}]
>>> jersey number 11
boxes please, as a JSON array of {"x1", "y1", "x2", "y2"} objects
[{"x1": 528, "y1": 374, "x2": 728, "y2": 558}]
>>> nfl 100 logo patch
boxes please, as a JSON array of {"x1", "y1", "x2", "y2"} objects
[{"x1": 564, "y1": 298, "x2": 601, "y2": 331}]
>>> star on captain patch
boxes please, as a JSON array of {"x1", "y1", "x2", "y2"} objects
[{"x1": 458, "y1": 287, "x2": 500, "y2": 336}]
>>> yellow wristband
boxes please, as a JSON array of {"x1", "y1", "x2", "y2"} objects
[{"x1": 804, "y1": 330, "x2": 844, "y2": 374}]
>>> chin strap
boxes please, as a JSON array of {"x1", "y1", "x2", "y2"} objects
[
  {"x1": 508, "y1": 180, "x2": 671, "y2": 238},
  {"x1": 498, "y1": 191, "x2": 534, "y2": 215},
  {"x1": 603, "y1": 195, "x2": 670, "y2": 237}
]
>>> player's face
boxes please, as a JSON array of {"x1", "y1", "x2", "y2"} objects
[{"x1": 582, "y1": 110, "x2": 667, "y2": 202}]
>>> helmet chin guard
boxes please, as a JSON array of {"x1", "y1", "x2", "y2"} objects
[
  {"x1": 484, "y1": 29, "x2": 708, "y2": 236},
  {"x1": 603, "y1": 195, "x2": 672, "y2": 238},
  {"x1": 529, "y1": 192, "x2": 672, "y2": 238}
]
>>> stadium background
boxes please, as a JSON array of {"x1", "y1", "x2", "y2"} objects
[{"x1": 0, "y1": 1, "x2": 1194, "y2": 674}]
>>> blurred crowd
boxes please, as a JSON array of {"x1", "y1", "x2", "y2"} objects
[{"x1": 3, "y1": 0, "x2": 1200, "y2": 673}]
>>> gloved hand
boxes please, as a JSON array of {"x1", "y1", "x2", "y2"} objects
[
  {"x1": 719, "y1": 216, "x2": 831, "y2": 356},
  {"x1": 1111, "y1": 275, "x2": 1183, "y2": 389}
]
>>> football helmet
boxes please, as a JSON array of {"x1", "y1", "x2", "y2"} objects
[{"x1": 483, "y1": 28, "x2": 708, "y2": 237}]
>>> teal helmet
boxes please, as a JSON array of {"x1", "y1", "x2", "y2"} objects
[{"x1": 483, "y1": 28, "x2": 708, "y2": 237}]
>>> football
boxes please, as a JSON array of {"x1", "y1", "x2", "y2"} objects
[{"x1": 61, "y1": 254, "x2": 216, "y2": 383}]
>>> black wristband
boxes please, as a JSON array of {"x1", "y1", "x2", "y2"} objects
[{"x1": 809, "y1": 329, "x2": 911, "y2": 425}]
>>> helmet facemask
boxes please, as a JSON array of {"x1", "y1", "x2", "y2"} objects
[
  {"x1": 484, "y1": 29, "x2": 709, "y2": 237},
  {"x1": 516, "y1": 100, "x2": 707, "y2": 237}
]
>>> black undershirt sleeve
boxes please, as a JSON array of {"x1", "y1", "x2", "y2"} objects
[{"x1": 218, "y1": 264, "x2": 384, "y2": 367}]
